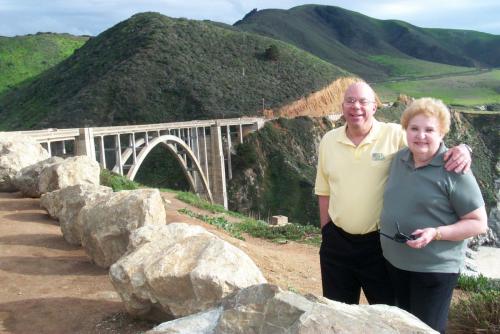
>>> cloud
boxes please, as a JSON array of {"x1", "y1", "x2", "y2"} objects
[{"x1": 0, "y1": 0, "x2": 498, "y2": 36}]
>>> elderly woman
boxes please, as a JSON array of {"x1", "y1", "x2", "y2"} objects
[{"x1": 380, "y1": 97, "x2": 488, "y2": 333}]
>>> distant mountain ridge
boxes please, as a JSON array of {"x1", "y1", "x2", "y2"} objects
[
  {"x1": 0, "y1": 12, "x2": 347, "y2": 130},
  {"x1": 235, "y1": 5, "x2": 500, "y2": 80}
]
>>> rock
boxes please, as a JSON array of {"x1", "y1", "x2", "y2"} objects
[
  {"x1": 13, "y1": 155, "x2": 100, "y2": 198},
  {"x1": 38, "y1": 156, "x2": 100, "y2": 194},
  {"x1": 0, "y1": 133, "x2": 50, "y2": 192},
  {"x1": 40, "y1": 184, "x2": 113, "y2": 244},
  {"x1": 463, "y1": 249, "x2": 480, "y2": 277},
  {"x1": 81, "y1": 189, "x2": 166, "y2": 268},
  {"x1": 109, "y1": 223, "x2": 267, "y2": 320},
  {"x1": 467, "y1": 161, "x2": 499, "y2": 262},
  {"x1": 487, "y1": 176, "x2": 500, "y2": 247},
  {"x1": 468, "y1": 228, "x2": 497, "y2": 250},
  {"x1": 270, "y1": 215, "x2": 288, "y2": 226},
  {"x1": 13, "y1": 157, "x2": 64, "y2": 197},
  {"x1": 148, "y1": 308, "x2": 223, "y2": 334},
  {"x1": 147, "y1": 284, "x2": 437, "y2": 334},
  {"x1": 474, "y1": 246, "x2": 500, "y2": 279}
]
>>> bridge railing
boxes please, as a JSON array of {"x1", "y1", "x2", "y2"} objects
[{"x1": 9, "y1": 117, "x2": 265, "y2": 208}]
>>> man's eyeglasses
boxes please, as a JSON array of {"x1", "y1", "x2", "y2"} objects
[
  {"x1": 380, "y1": 222, "x2": 417, "y2": 243},
  {"x1": 344, "y1": 98, "x2": 375, "y2": 106}
]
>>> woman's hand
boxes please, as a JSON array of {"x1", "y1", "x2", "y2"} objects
[{"x1": 406, "y1": 228, "x2": 437, "y2": 249}]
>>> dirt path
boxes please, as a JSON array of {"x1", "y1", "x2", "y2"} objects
[
  {"x1": 0, "y1": 192, "x2": 155, "y2": 333},
  {"x1": 0, "y1": 191, "x2": 329, "y2": 333}
]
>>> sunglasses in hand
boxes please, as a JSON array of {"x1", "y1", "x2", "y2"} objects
[{"x1": 380, "y1": 222, "x2": 417, "y2": 243}]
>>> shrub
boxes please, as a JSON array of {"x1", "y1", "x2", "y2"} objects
[
  {"x1": 100, "y1": 169, "x2": 140, "y2": 191},
  {"x1": 175, "y1": 191, "x2": 227, "y2": 214},
  {"x1": 178, "y1": 208, "x2": 244, "y2": 240},
  {"x1": 264, "y1": 44, "x2": 280, "y2": 61},
  {"x1": 234, "y1": 142, "x2": 258, "y2": 169},
  {"x1": 457, "y1": 274, "x2": 500, "y2": 293},
  {"x1": 238, "y1": 219, "x2": 321, "y2": 245},
  {"x1": 448, "y1": 290, "x2": 500, "y2": 333},
  {"x1": 177, "y1": 207, "x2": 321, "y2": 245}
]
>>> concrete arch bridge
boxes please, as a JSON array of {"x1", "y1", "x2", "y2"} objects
[{"x1": 13, "y1": 118, "x2": 264, "y2": 208}]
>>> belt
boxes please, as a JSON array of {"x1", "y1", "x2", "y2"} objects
[{"x1": 327, "y1": 221, "x2": 380, "y2": 241}]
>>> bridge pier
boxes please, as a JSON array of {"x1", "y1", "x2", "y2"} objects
[
  {"x1": 209, "y1": 123, "x2": 228, "y2": 209},
  {"x1": 225, "y1": 125, "x2": 233, "y2": 180},
  {"x1": 75, "y1": 128, "x2": 96, "y2": 160}
]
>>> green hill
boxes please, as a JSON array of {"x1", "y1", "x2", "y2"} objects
[
  {"x1": 0, "y1": 12, "x2": 347, "y2": 130},
  {"x1": 235, "y1": 5, "x2": 500, "y2": 80},
  {"x1": 0, "y1": 32, "x2": 88, "y2": 94}
]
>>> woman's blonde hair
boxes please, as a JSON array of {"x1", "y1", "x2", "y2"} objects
[{"x1": 400, "y1": 97, "x2": 450, "y2": 135}]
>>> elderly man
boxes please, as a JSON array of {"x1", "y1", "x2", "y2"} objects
[{"x1": 314, "y1": 81, "x2": 471, "y2": 305}]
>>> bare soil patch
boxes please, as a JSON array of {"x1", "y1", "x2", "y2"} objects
[{"x1": 0, "y1": 191, "x2": 328, "y2": 333}]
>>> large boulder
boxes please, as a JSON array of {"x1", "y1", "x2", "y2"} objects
[
  {"x1": 80, "y1": 189, "x2": 166, "y2": 268},
  {"x1": 38, "y1": 156, "x2": 100, "y2": 194},
  {"x1": 109, "y1": 223, "x2": 267, "y2": 320},
  {"x1": 147, "y1": 284, "x2": 437, "y2": 334},
  {"x1": 40, "y1": 184, "x2": 113, "y2": 244},
  {"x1": 13, "y1": 157, "x2": 64, "y2": 197},
  {"x1": 0, "y1": 133, "x2": 50, "y2": 192}
]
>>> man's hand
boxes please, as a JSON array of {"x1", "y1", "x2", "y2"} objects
[
  {"x1": 444, "y1": 144, "x2": 471, "y2": 173},
  {"x1": 318, "y1": 195, "x2": 331, "y2": 229}
]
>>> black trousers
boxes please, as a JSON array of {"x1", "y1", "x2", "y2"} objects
[
  {"x1": 319, "y1": 222, "x2": 395, "y2": 305},
  {"x1": 386, "y1": 261, "x2": 458, "y2": 334}
]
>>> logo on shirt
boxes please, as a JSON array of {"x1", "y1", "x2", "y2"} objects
[{"x1": 372, "y1": 153, "x2": 385, "y2": 161}]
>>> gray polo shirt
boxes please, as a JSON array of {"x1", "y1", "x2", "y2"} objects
[{"x1": 380, "y1": 143, "x2": 484, "y2": 273}]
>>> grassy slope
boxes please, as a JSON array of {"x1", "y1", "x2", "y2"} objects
[
  {"x1": 367, "y1": 55, "x2": 477, "y2": 80},
  {"x1": 0, "y1": 13, "x2": 347, "y2": 130},
  {"x1": 235, "y1": 5, "x2": 500, "y2": 81},
  {"x1": 373, "y1": 69, "x2": 500, "y2": 105},
  {"x1": 0, "y1": 33, "x2": 88, "y2": 93}
]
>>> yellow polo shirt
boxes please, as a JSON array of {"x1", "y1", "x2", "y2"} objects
[{"x1": 315, "y1": 120, "x2": 406, "y2": 234}]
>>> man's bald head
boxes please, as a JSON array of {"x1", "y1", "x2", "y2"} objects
[{"x1": 344, "y1": 81, "x2": 376, "y2": 102}]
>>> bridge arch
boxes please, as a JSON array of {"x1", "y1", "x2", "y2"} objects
[{"x1": 116, "y1": 135, "x2": 213, "y2": 203}]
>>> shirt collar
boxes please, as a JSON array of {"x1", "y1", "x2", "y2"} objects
[
  {"x1": 336, "y1": 119, "x2": 381, "y2": 146},
  {"x1": 401, "y1": 142, "x2": 447, "y2": 168}
]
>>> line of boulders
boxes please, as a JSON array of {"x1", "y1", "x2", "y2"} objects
[{"x1": 1, "y1": 133, "x2": 437, "y2": 333}]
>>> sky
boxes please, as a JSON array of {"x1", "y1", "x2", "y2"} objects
[{"x1": 0, "y1": 0, "x2": 499, "y2": 37}]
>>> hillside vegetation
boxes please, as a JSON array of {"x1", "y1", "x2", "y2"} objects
[
  {"x1": 0, "y1": 33, "x2": 88, "y2": 94},
  {"x1": 228, "y1": 116, "x2": 333, "y2": 225},
  {"x1": 373, "y1": 69, "x2": 500, "y2": 105},
  {"x1": 0, "y1": 12, "x2": 347, "y2": 130},
  {"x1": 235, "y1": 5, "x2": 500, "y2": 81}
]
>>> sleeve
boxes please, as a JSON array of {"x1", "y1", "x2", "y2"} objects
[
  {"x1": 449, "y1": 171, "x2": 485, "y2": 217},
  {"x1": 314, "y1": 136, "x2": 330, "y2": 196},
  {"x1": 396, "y1": 124, "x2": 407, "y2": 150}
]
